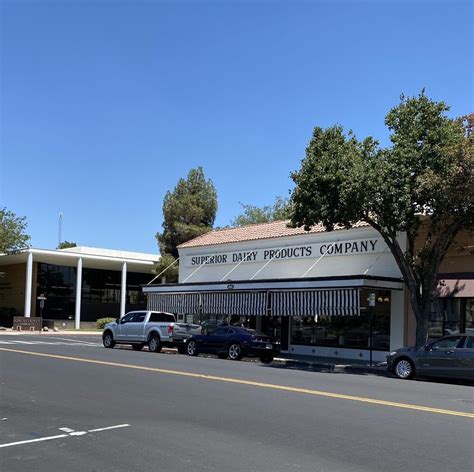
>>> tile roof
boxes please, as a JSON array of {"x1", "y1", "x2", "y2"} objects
[{"x1": 178, "y1": 220, "x2": 370, "y2": 249}]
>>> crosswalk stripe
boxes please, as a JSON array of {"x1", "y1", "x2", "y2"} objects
[{"x1": 0, "y1": 340, "x2": 100, "y2": 346}]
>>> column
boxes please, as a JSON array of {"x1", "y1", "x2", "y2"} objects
[
  {"x1": 120, "y1": 262, "x2": 127, "y2": 318},
  {"x1": 390, "y1": 288, "x2": 406, "y2": 351},
  {"x1": 75, "y1": 258, "x2": 83, "y2": 330},
  {"x1": 24, "y1": 251, "x2": 33, "y2": 318}
]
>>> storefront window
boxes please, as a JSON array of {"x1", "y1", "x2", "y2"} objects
[
  {"x1": 429, "y1": 298, "x2": 460, "y2": 338},
  {"x1": 429, "y1": 298, "x2": 474, "y2": 338},
  {"x1": 290, "y1": 289, "x2": 391, "y2": 351},
  {"x1": 465, "y1": 299, "x2": 474, "y2": 334},
  {"x1": 36, "y1": 263, "x2": 149, "y2": 321}
]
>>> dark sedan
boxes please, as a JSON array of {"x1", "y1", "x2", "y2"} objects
[
  {"x1": 185, "y1": 326, "x2": 280, "y2": 363},
  {"x1": 387, "y1": 334, "x2": 474, "y2": 380}
]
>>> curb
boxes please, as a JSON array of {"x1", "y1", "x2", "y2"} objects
[{"x1": 272, "y1": 357, "x2": 388, "y2": 374}]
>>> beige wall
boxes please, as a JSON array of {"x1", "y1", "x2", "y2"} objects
[
  {"x1": 0, "y1": 263, "x2": 26, "y2": 316},
  {"x1": 405, "y1": 227, "x2": 474, "y2": 345},
  {"x1": 0, "y1": 262, "x2": 39, "y2": 317}
]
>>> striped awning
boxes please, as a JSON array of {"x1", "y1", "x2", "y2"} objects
[
  {"x1": 201, "y1": 292, "x2": 267, "y2": 316},
  {"x1": 147, "y1": 293, "x2": 200, "y2": 315},
  {"x1": 271, "y1": 289, "x2": 360, "y2": 317},
  {"x1": 147, "y1": 289, "x2": 359, "y2": 317}
]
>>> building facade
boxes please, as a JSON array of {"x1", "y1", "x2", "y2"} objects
[
  {"x1": 0, "y1": 246, "x2": 160, "y2": 328},
  {"x1": 144, "y1": 220, "x2": 474, "y2": 360},
  {"x1": 144, "y1": 221, "x2": 408, "y2": 361}
]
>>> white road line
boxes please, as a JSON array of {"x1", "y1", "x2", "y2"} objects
[
  {"x1": 0, "y1": 424, "x2": 130, "y2": 449},
  {"x1": 88, "y1": 424, "x2": 130, "y2": 433},
  {"x1": 0, "y1": 434, "x2": 68, "y2": 448},
  {"x1": 52, "y1": 337, "x2": 99, "y2": 345},
  {"x1": 0, "y1": 340, "x2": 100, "y2": 346}
]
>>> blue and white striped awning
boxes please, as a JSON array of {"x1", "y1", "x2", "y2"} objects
[{"x1": 271, "y1": 289, "x2": 359, "y2": 317}]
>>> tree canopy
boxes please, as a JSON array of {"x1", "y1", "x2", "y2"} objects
[
  {"x1": 155, "y1": 167, "x2": 218, "y2": 282},
  {"x1": 290, "y1": 92, "x2": 473, "y2": 345},
  {"x1": 57, "y1": 241, "x2": 77, "y2": 249},
  {"x1": 232, "y1": 197, "x2": 291, "y2": 227},
  {"x1": 0, "y1": 207, "x2": 31, "y2": 253}
]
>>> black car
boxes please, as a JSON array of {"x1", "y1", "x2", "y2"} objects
[
  {"x1": 185, "y1": 326, "x2": 280, "y2": 363},
  {"x1": 387, "y1": 334, "x2": 474, "y2": 380}
]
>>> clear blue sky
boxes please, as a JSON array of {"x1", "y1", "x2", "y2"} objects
[{"x1": 1, "y1": 0, "x2": 472, "y2": 254}]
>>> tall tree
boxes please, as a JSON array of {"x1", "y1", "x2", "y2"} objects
[
  {"x1": 155, "y1": 167, "x2": 218, "y2": 282},
  {"x1": 290, "y1": 92, "x2": 473, "y2": 346},
  {"x1": 0, "y1": 207, "x2": 31, "y2": 253},
  {"x1": 232, "y1": 197, "x2": 291, "y2": 227}
]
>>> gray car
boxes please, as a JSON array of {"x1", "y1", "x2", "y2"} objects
[{"x1": 387, "y1": 334, "x2": 474, "y2": 380}]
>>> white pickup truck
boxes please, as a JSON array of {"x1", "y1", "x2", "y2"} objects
[{"x1": 102, "y1": 310, "x2": 201, "y2": 353}]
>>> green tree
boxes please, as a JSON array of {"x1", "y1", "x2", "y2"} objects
[
  {"x1": 155, "y1": 167, "x2": 218, "y2": 282},
  {"x1": 57, "y1": 241, "x2": 77, "y2": 249},
  {"x1": 232, "y1": 197, "x2": 291, "y2": 227},
  {"x1": 290, "y1": 92, "x2": 473, "y2": 346},
  {"x1": 0, "y1": 207, "x2": 31, "y2": 253}
]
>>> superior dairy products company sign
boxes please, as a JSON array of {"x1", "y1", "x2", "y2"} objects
[{"x1": 184, "y1": 237, "x2": 387, "y2": 268}]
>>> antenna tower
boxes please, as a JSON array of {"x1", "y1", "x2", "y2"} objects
[{"x1": 58, "y1": 212, "x2": 63, "y2": 247}]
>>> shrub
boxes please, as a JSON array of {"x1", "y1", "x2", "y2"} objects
[{"x1": 96, "y1": 317, "x2": 117, "y2": 329}]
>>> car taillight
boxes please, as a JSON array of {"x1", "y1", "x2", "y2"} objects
[{"x1": 167, "y1": 324, "x2": 174, "y2": 333}]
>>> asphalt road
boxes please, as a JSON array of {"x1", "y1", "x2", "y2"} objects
[{"x1": 0, "y1": 333, "x2": 473, "y2": 472}]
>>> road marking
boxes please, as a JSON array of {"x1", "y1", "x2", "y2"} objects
[
  {"x1": 88, "y1": 424, "x2": 130, "y2": 433},
  {"x1": 52, "y1": 337, "x2": 99, "y2": 345},
  {"x1": 0, "y1": 424, "x2": 130, "y2": 449},
  {"x1": 0, "y1": 340, "x2": 99, "y2": 346},
  {"x1": 1, "y1": 347, "x2": 473, "y2": 420},
  {"x1": 0, "y1": 434, "x2": 68, "y2": 448}
]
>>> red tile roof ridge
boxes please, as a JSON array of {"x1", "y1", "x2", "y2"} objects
[{"x1": 178, "y1": 220, "x2": 370, "y2": 249}]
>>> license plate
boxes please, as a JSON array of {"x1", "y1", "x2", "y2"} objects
[{"x1": 266, "y1": 344, "x2": 272, "y2": 349}]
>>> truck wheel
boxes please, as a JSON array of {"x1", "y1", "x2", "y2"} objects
[
  {"x1": 186, "y1": 340, "x2": 199, "y2": 356},
  {"x1": 228, "y1": 343, "x2": 243, "y2": 361},
  {"x1": 259, "y1": 355, "x2": 273, "y2": 364},
  {"x1": 132, "y1": 343, "x2": 145, "y2": 351},
  {"x1": 102, "y1": 331, "x2": 115, "y2": 349},
  {"x1": 148, "y1": 335, "x2": 162, "y2": 353}
]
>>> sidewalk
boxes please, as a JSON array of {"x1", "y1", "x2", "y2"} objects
[{"x1": 272, "y1": 353, "x2": 388, "y2": 375}]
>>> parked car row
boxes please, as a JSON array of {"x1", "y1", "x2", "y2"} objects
[
  {"x1": 102, "y1": 312, "x2": 473, "y2": 379},
  {"x1": 102, "y1": 311, "x2": 280, "y2": 363}
]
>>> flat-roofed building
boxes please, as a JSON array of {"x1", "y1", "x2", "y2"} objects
[{"x1": 0, "y1": 246, "x2": 159, "y2": 329}]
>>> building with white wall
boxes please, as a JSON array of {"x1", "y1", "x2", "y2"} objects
[
  {"x1": 144, "y1": 221, "x2": 407, "y2": 361},
  {"x1": 0, "y1": 246, "x2": 160, "y2": 328}
]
